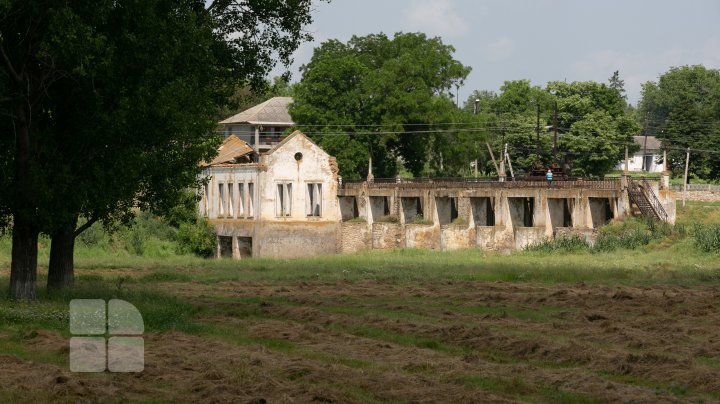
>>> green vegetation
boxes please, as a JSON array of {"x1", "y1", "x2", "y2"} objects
[
  {"x1": 0, "y1": 205, "x2": 719, "y2": 402},
  {"x1": 638, "y1": 65, "x2": 720, "y2": 180},
  {"x1": 409, "y1": 215, "x2": 433, "y2": 225}
]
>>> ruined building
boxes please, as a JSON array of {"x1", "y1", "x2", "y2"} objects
[{"x1": 200, "y1": 131, "x2": 675, "y2": 259}]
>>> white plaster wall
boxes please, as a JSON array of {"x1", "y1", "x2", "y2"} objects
[
  {"x1": 259, "y1": 133, "x2": 340, "y2": 222},
  {"x1": 615, "y1": 152, "x2": 663, "y2": 173},
  {"x1": 201, "y1": 166, "x2": 261, "y2": 220}
]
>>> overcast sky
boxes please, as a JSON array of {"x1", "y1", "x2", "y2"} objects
[{"x1": 271, "y1": 0, "x2": 720, "y2": 106}]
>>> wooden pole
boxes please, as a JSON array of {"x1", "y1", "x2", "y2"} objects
[
  {"x1": 486, "y1": 142, "x2": 499, "y2": 175},
  {"x1": 683, "y1": 147, "x2": 690, "y2": 207},
  {"x1": 505, "y1": 144, "x2": 515, "y2": 180},
  {"x1": 624, "y1": 145, "x2": 629, "y2": 175}
]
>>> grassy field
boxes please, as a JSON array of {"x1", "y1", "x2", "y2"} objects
[{"x1": 0, "y1": 202, "x2": 719, "y2": 402}]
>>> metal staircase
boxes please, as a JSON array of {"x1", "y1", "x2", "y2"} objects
[{"x1": 627, "y1": 178, "x2": 668, "y2": 222}]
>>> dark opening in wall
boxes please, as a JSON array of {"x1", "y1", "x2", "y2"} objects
[
  {"x1": 548, "y1": 198, "x2": 573, "y2": 229},
  {"x1": 589, "y1": 197, "x2": 614, "y2": 228},
  {"x1": 470, "y1": 197, "x2": 495, "y2": 226},
  {"x1": 238, "y1": 237, "x2": 252, "y2": 258},
  {"x1": 401, "y1": 197, "x2": 424, "y2": 223},
  {"x1": 436, "y1": 196, "x2": 458, "y2": 225},
  {"x1": 218, "y1": 236, "x2": 233, "y2": 258},
  {"x1": 508, "y1": 197, "x2": 534, "y2": 227},
  {"x1": 369, "y1": 196, "x2": 391, "y2": 221},
  {"x1": 339, "y1": 196, "x2": 359, "y2": 221}
]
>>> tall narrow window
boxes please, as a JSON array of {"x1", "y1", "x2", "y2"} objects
[
  {"x1": 227, "y1": 183, "x2": 234, "y2": 218},
  {"x1": 237, "y1": 183, "x2": 245, "y2": 217},
  {"x1": 276, "y1": 182, "x2": 292, "y2": 216},
  {"x1": 306, "y1": 183, "x2": 322, "y2": 217},
  {"x1": 247, "y1": 182, "x2": 254, "y2": 217},
  {"x1": 218, "y1": 183, "x2": 225, "y2": 217},
  {"x1": 202, "y1": 184, "x2": 209, "y2": 217}
]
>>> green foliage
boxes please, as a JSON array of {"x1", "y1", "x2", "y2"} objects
[
  {"x1": 176, "y1": 218, "x2": 216, "y2": 258},
  {"x1": 377, "y1": 215, "x2": 400, "y2": 223},
  {"x1": 528, "y1": 218, "x2": 675, "y2": 253},
  {"x1": 638, "y1": 65, "x2": 720, "y2": 180},
  {"x1": 409, "y1": 215, "x2": 433, "y2": 225},
  {"x1": 467, "y1": 78, "x2": 638, "y2": 177},
  {"x1": 526, "y1": 235, "x2": 589, "y2": 253},
  {"x1": 291, "y1": 32, "x2": 472, "y2": 179},
  {"x1": 691, "y1": 224, "x2": 720, "y2": 252},
  {"x1": 593, "y1": 218, "x2": 672, "y2": 252},
  {"x1": 0, "y1": 0, "x2": 320, "y2": 297}
]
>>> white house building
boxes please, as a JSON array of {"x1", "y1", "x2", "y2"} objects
[
  {"x1": 199, "y1": 131, "x2": 341, "y2": 258},
  {"x1": 616, "y1": 135, "x2": 664, "y2": 173}
]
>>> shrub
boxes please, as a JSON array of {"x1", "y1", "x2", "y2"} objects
[
  {"x1": 409, "y1": 215, "x2": 433, "y2": 225},
  {"x1": 176, "y1": 218, "x2": 216, "y2": 258},
  {"x1": 526, "y1": 234, "x2": 589, "y2": 253},
  {"x1": 346, "y1": 217, "x2": 367, "y2": 223},
  {"x1": 692, "y1": 224, "x2": 720, "y2": 252},
  {"x1": 377, "y1": 214, "x2": 399, "y2": 223},
  {"x1": 451, "y1": 217, "x2": 468, "y2": 226}
]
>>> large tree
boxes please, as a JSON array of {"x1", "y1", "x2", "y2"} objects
[
  {"x1": 471, "y1": 78, "x2": 638, "y2": 176},
  {"x1": 290, "y1": 32, "x2": 471, "y2": 179},
  {"x1": 638, "y1": 65, "x2": 720, "y2": 179},
  {"x1": 0, "y1": 0, "x2": 320, "y2": 299}
]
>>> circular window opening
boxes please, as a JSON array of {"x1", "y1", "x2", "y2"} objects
[{"x1": 294, "y1": 152, "x2": 303, "y2": 161}]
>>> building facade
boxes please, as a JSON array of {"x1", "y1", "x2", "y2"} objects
[
  {"x1": 616, "y1": 136, "x2": 664, "y2": 173},
  {"x1": 200, "y1": 131, "x2": 341, "y2": 258},
  {"x1": 218, "y1": 96, "x2": 294, "y2": 153}
]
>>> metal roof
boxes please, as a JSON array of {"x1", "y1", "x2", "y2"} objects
[{"x1": 219, "y1": 96, "x2": 294, "y2": 125}]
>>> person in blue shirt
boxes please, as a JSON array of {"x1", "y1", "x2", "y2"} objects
[{"x1": 546, "y1": 168, "x2": 553, "y2": 187}]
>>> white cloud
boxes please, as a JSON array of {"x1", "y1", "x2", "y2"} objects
[
  {"x1": 485, "y1": 37, "x2": 515, "y2": 62},
  {"x1": 403, "y1": 0, "x2": 469, "y2": 38},
  {"x1": 568, "y1": 37, "x2": 720, "y2": 104}
]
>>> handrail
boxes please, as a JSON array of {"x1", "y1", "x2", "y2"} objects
[
  {"x1": 627, "y1": 178, "x2": 668, "y2": 222},
  {"x1": 639, "y1": 178, "x2": 669, "y2": 222},
  {"x1": 340, "y1": 177, "x2": 621, "y2": 190}
]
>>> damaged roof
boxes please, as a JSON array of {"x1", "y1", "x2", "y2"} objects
[
  {"x1": 203, "y1": 135, "x2": 254, "y2": 166},
  {"x1": 219, "y1": 96, "x2": 294, "y2": 125}
]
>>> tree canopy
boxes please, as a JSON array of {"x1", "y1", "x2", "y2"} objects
[
  {"x1": 462, "y1": 76, "x2": 639, "y2": 177},
  {"x1": 637, "y1": 65, "x2": 720, "y2": 179},
  {"x1": 0, "y1": 0, "x2": 320, "y2": 299},
  {"x1": 290, "y1": 32, "x2": 472, "y2": 179}
]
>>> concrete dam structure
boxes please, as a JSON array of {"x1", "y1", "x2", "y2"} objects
[{"x1": 337, "y1": 177, "x2": 675, "y2": 253}]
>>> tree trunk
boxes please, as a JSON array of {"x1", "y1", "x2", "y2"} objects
[
  {"x1": 47, "y1": 225, "x2": 76, "y2": 291},
  {"x1": 10, "y1": 219, "x2": 38, "y2": 300},
  {"x1": 10, "y1": 103, "x2": 38, "y2": 300}
]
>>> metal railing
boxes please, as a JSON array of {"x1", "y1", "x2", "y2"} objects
[
  {"x1": 639, "y1": 178, "x2": 669, "y2": 222},
  {"x1": 340, "y1": 177, "x2": 621, "y2": 190}
]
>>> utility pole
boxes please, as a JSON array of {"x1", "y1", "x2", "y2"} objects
[
  {"x1": 552, "y1": 99, "x2": 558, "y2": 163},
  {"x1": 474, "y1": 98, "x2": 479, "y2": 177},
  {"x1": 455, "y1": 83, "x2": 459, "y2": 107},
  {"x1": 642, "y1": 113, "x2": 649, "y2": 171},
  {"x1": 683, "y1": 147, "x2": 690, "y2": 207},
  {"x1": 535, "y1": 101, "x2": 541, "y2": 161}
]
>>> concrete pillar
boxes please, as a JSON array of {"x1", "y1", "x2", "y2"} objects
[
  {"x1": 661, "y1": 149, "x2": 670, "y2": 190},
  {"x1": 232, "y1": 236, "x2": 241, "y2": 260},
  {"x1": 580, "y1": 196, "x2": 593, "y2": 229},
  {"x1": 216, "y1": 236, "x2": 221, "y2": 259},
  {"x1": 254, "y1": 126, "x2": 260, "y2": 151}
]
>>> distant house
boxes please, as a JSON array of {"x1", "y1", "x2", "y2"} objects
[
  {"x1": 199, "y1": 131, "x2": 341, "y2": 259},
  {"x1": 617, "y1": 135, "x2": 664, "y2": 173},
  {"x1": 218, "y1": 96, "x2": 294, "y2": 153}
]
